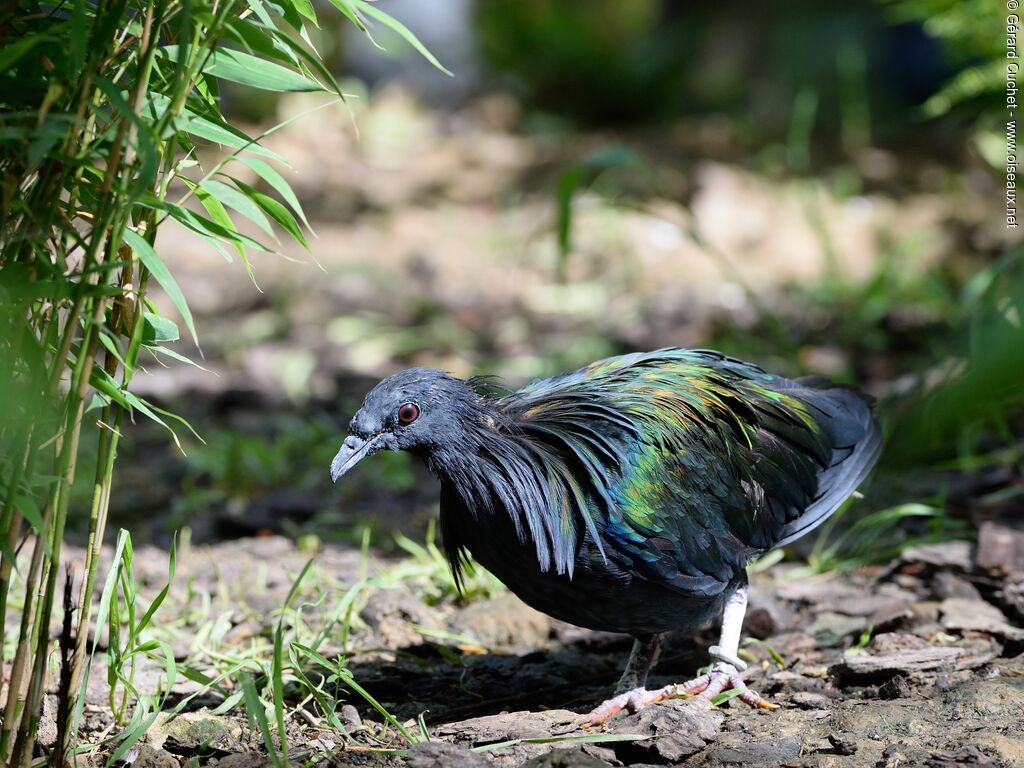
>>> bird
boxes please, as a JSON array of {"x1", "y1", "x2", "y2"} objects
[{"x1": 330, "y1": 348, "x2": 882, "y2": 722}]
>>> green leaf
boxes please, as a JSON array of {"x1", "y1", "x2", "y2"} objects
[
  {"x1": 354, "y1": 1, "x2": 452, "y2": 76},
  {"x1": 235, "y1": 157, "x2": 312, "y2": 229},
  {"x1": 122, "y1": 229, "x2": 197, "y2": 345},
  {"x1": 201, "y1": 179, "x2": 274, "y2": 236},
  {"x1": 141, "y1": 196, "x2": 272, "y2": 253},
  {"x1": 327, "y1": 0, "x2": 367, "y2": 31},
  {"x1": 142, "y1": 312, "x2": 180, "y2": 345},
  {"x1": 160, "y1": 45, "x2": 326, "y2": 92},
  {"x1": 290, "y1": 0, "x2": 319, "y2": 27},
  {"x1": 185, "y1": 178, "x2": 245, "y2": 261},
  {"x1": 148, "y1": 344, "x2": 211, "y2": 372},
  {"x1": 146, "y1": 93, "x2": 285, "y2": 161},
  {"x1": 15, "y1": 493, "x2": 46, "y2": 538},
  {"x1": 224, "y1": 17, "x2": 300, "y2": 67},
  {"x1": 233, "y1": 179, "x2": 308, "y2": 248}
]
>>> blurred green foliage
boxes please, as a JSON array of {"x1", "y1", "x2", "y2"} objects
[
  {"x1": 883, "y1": 0, "x2": 1009, "y2": 117},
  {"x1": 477, "y1": 0, "x2": 923, "y2": 146}
]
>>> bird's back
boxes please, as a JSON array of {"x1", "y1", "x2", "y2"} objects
[{"x1": 439, "y1": 348, "x2": 882, "y2": 634}]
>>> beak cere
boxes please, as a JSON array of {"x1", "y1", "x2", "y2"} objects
[{"x1": 330, "y1": 434, "x2": 380, "y2": 482}]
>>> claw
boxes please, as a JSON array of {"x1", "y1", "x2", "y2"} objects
[{"x1": 582, "y1": 663, "x2": 775, "y2": 725}]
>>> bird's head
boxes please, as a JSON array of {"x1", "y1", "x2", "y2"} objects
[{"x1": 330, "y1": 368, "x2": 484, "y2": 482}]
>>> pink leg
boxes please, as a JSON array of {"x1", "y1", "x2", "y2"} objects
[
  {"x1": 583, "y1": 582, "x2": 777, "y2": 726},
  {"x1": 582, "y1": 662, "x2": 776, "y2": 726}
]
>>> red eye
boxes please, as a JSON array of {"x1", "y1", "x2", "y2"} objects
[{"x1": 397, "y1": 403, "x2": 419, "y2": 425}]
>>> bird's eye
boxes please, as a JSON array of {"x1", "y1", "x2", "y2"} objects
[{"x1": 397, "y1": 403, "x2": 420, "y2": 425}]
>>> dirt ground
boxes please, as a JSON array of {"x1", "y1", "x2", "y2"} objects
[{"x1": 41, "y1": 528, "x2": 1024, "y2": 768}]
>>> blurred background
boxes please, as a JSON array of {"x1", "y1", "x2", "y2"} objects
[{"x1": 77, "y1": 0, "x2": 1023, "y2": 557}]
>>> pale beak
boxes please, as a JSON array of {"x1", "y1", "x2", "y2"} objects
[{"x1": 330, "y1": 434, "x2": 381, "y2": 482}]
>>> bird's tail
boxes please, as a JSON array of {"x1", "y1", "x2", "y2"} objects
[{"x1": 772, "y1": 378, "x2": 883, "y2": 549}]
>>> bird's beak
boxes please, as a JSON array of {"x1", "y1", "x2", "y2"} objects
[{"x1": 330, "y1": 434, "x2": 382, "y2": 482}]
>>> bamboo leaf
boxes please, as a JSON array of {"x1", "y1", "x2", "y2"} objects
[
  {"x1": 160, "y1": 44, "x2": 326, "y2": 92},
  {"x1": 122, "y1": 229, "x2": 197, "y2": 345},
  {"x1": 235, "y1": 157, "x2": 312, "y2": 229},
  {"x1": 354, "y1": 1, "x2": 452, "y2": 76},
  {"x1": 146, "y1": 93, "x2": 285, "y2": 161},
  {"x1": 148, "y1": 344, "x2": 212, "y2": 372},
  {"x1": 233, "y1": 178, "x2": 308, "y2": 248},
  {"x1": 142, "y1": 312, "x2": 180, "y2": 345},
  {"x1": 201, "y1": 179, "x2": 274, "y2": 236},
  {"x1": 186, "y1": 179, "x2": 245, "y2": 261},
  {"x1": 289, "y1": 0, "x2": 319, "y2": 27}
]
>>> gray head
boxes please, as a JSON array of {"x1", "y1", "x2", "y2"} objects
[{"x1": 330, "y1": 368, "x2": 481, "y2": 482}]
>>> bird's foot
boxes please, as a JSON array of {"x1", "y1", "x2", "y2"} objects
[
  {"x1": 677, "y1": 661, "x2": 778, "y2": 710},
  {"x1": 582, "y1": 662, "x2": 776, "y2": 727}
]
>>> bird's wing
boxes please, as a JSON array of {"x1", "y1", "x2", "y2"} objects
[{"x1": 505, "y1": 348, "x2": 880, "y2": 597}]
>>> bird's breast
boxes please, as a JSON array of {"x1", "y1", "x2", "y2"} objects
[{"x1": 439, "y1": 493, "x2": 733, "y2": 636}]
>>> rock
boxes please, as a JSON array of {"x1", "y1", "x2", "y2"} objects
[
  {"x1": 761, "y1": 630, "x2": 817, "y2": 659},
  {"x1": 932, "y1": 571, "x2": 983, "y2": 601},
  {"x1": 360, "y1": 588, "x2": 444, "y2": 649},
  {"x1": 518, "y1": 747, "x2": 613, "y2": 767},
  {"x1": 434, "y1": 710, "x2": 584, "y2": 768},
  {"x1": 776, "y1": 574, "x2": 864, "y2": 605},
  {"x1": 977, "y1": 521, "x2": 1024, "y2": 574},
  {"x1": 702, "y1": 734, "x2": 802, "y2": 765},
  {"x1": 123, "y1": 745, "x2": 179, "y2": 768},
  {"x1": 608, "y1": 699, "x2": 722, "y2": 764},
  {"x1": 148, "y1": 710, "x2": 242, "y2": 752},
  {"x1": 869, "y1": 599, "x2": 915, "y2": 631},
  {"x1": 340, "y1": 703, "x2": 363, "y2": 730},
  {"x1": 741, "y1": 607, "x2": 776, "y2": 640},
  {"x1": 36, "y1": 694, "x2": 58, "y2": 749},
  {"x1": 830, "y1": 633, "x2": 960, "y2": 683},
  {"x1": 790, "y1": 691, "x2": 831, "y2": 709},
  {"x1": 877, "y1": 674, "x2": 911, "y2": 700},
  {"x1": 1005, "y1": 576, "x2": 1024, "y2": 619},
  {"x1": 954, "y1": 635, "x2": 1003, "y2": 671},
  {"x1": 832, "y1": 593, "x2": 915, "y2": 618},
  {"x1": 406, "y1": 741, "x2": 490, "y2": 768},
  {"x1": 434, "y1": 709, "x2": 581, "y2": 746},
  {"x1": 808, "y1": 611, "x2": 867, "y2": 647},
  {"x1": 827, "y1": 731, "x2": 857, "y2": 755},
  {"x1": 940, "y1": 597, "x2": 1024, "y2": 640},
  {"x1": 925, "y1": 745, "x2": 997, "y2": 766},
  {"x1": 902, "y1": 541, "x2": 974, "y2": 571},
  {"x1": 768, "y1": 670, "x2": 824, "y2": 693},
  {"x1": 450, "y1": 593, "x2": 551, "y2": 648}
]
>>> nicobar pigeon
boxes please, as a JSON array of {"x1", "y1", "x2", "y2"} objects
[{"x1": 331, "y1": 348, "x2": 882, "y2": 722}]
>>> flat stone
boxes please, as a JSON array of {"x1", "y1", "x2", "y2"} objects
[
  {"x1": 877, "y1": 674, "x2": 911, "y2": 700},
  {"x1": 406, "y1": 741, "x2": 490, "y2": 768},
  {"x1": 702, "y1": 733, "x2": 802, "y2": 765},
  {"x1": 123, "y1": 745, "x2": 179, "y2": 768},
  {"x1": 940, "y1": 598, "x2": 1024, "y2": 640},
  {"x1": 902, "y1": 541, "x2": 973, "y2": 571},
  {"x1": 148, "y1": 710, "x2": 242, "y2": 752},
  {"x1": 608, "y1": 699, "x2": 723, "y2": 764},
  {"x1": 932, "y1": 571, "x2": 983, "y2": 601},
  {"x1": 790, "y1": 691, "x2": 831, "y2": 709},
  {"x1": 977, "y1": 521, "x2": 1024, "y2": 574},
  {"x1": 434, "y1": 709, "x2": 581, "y2": 745},
  {"x1": 829, "y1": 633, "x2": 961, "y2": 683}
]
